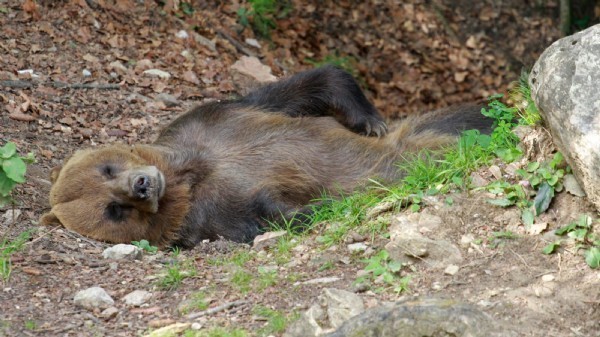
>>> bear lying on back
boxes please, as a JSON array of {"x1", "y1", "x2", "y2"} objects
[{"x1": 40, "y1": 66, "x2": 492, "y2": 248}]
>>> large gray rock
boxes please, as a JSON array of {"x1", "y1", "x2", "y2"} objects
[
  {"x1": 529, "y1": 24, "x2": 600, "y2": 210},
  {"x1": 319, "y1": 288, "x2": 365, "y2": 329},
  {"x1": 324, "y1": 298, "x2": 516, "y2": 337}
]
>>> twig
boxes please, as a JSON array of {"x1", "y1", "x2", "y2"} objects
[
  {"x1": 0, "y1": 80, "x2": 120, "y2": 90},
  {"x1": 216, "y1": 29, "x2": 256, "y2": 57},
  {"x1": 186, "y1": 300, "x2": 248, "y2": 320},
  {"x1": 0, "y1": 80, "x2": 34, "y2": 88}
]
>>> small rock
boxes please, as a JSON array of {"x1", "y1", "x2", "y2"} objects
[
  {"x1": 245, "y1": 38, "x2": 261, "y2": 49},
  {"x1": 541, "y1": 274, "x2": 555, "y2": 282},
  {"x1": 347, "y1": 242, "x2": 368, "y2": 253},
  {"x1": 2, "y1": 209, "x2": 21, "y2": 225},
  {"x1": 155, "y1": 93, "x2": 180, "y2": 107},
  {"x1": 563, "y1": 174, "x2": 586, "y2": 197},
  {"x1": 488, "y1": 165, "x2": 502, "y2": 179},
  {"x1": 100, "y1": 306, "x2": 119, "y2": 320},
  {"x1": 300, "y1": 277, "x2": 341, "y2": 285},
  {"x1": 73, "y1": 286, "x2": 114, "y2": 310},
  {"x1": 253, "y1": 230, "x2": 287, "y2": 250},
  {"x1": 532, "y1": 282, "x2": 556, "y2": 297},
  {"x1": 193, "y1": 32, "x2": 216, "y2": 51},
  {"x1": 460, "y1": 234, "x2": 475, "y2": 247},
  {"x1": 469, "y1": 172, "x2": 488, "y2": 188},
  {"x1": 444, "y1": 264, "x2": 460, "y2": 275},
  {"x1": 108, "y1": 61, "x2": 128, "y2": 75},
  {"x1": 190, "y1": 322, "x2": 202, "y2": 330},
  {"x1": 504, "y1": 162, "x2": 521, "y2": 176},
  {"x1": 182, "y1": 70, "x2": 200, "y2": 85},
  {"x1": 231, "y1": 56, "x2": 276, "y2": 94},
  {"x1": 135, "y1": 59, "x2": 154, "y2": 73},
  {"x1": 526, "y1": 222, "x2": 548, "y2": 235},
  {"x1": 122, "y1": 290, "x2": 152, "y2": 306},
  {"x1": 175, "y1": 30, "x2": 189, "y2": 39},
  {"x1": 102, "y1": 244, "x2": 142, "y2": 260},
  {"x1": 143, "y1": 69, "x2": 171, "y2": 80},
  {"x1": 144, "y1": 323, "x2": 191, "y2": 337},
  {"x1": 149, "y1": 319, "x2": 176, "y2": 328},
  {"x1": 82, "y1": 69, "x2": 91, "y2": 77},
  {"x1": 366, "y1": 201, "x2": 395, "y2": 219}
]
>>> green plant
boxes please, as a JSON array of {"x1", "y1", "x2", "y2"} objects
[
  {"x1": 24, "y1": 320, "x2": 36, "y2": 331},
  {"x1": 486, "y1": 152, "x2": 566, "y2": 226},
  {"x1": 184, "y1": 327, "x2": 249, "y2": 337},
  {"x1": 156, "y1": 258, "x2": 196, "y2": 290},
  {"x1": 305, "y1": 53, "x2": 358, "y2": 78},
  {"x1": 231, "y1": 268, "x2": 253, "y2": 294},
  {"x1": 357, "y1": 250, "x2": 409, "y2": 294},
  {"x1": 257, "y1": 266, "x2": 278, "y2": 290},
  {"x1": 543, "y1": 215, "x2": 600, "y2": 268},
  {"x1": 1, "y1": 230, "x2": 31, "y2": 282},
  {"x1": 488, "y1": 230, "x2": 518, "y2": 248},
  {"x1": 237, "y1": 0, "x2": 292, "y2": 38},
  {"x1": 131, "y1": 239, "x2": 158, "y2": 254},
  {"x1": 0, "y1": 142, "x2": 34, "y2": 207},
  {"x1": 254, "y1": 306, "x2": 291, "y2": 336},
  {"x1": 480, "y1": 97, "x2": 522, "y2": 162},
  {"x1": 312, "y1": 191, "x2": 380, "y2": 246},
  {"x1": 510, "y1": 71, "x2": 542, "y2": 126},
  {"x1": 179, "y1": 291, "x2": 209, "y2": 314}
]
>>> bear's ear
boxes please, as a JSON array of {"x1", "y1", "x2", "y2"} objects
[
  {"x1": 40, "y1": 211, "x2": 62, "y2": 227},
  {"x1": 49, "y1": 165, "x2": 62, "y2": 184}
]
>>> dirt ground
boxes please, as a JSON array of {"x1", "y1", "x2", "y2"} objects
[{"x1": 1, "y1": 1, "x2": 598, "y2": 336}]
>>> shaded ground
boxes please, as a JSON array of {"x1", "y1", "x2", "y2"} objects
[{"x1": 1, "y1": 1, "x2": 598, "y2": 336}]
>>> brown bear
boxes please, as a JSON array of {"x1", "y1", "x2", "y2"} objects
[{"x1": 40, "y1": 66, "x2": 493, "y2": 248}]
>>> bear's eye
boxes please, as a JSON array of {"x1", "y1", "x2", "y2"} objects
[
  {"x1": 101, "y1": 165, "x2": 116, "y2": 178},
  {"x1": 105, "y1": 202, "x2": 130, "y2": 222}
]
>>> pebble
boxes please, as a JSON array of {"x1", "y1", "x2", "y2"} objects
[
  {"x1": 102, "y1": 244, "x2": 143, "y2": 260},
  {"x1": 143, "y1": 69, "x2": 171, "y2": 79},
  {"x1": 155, "y1": 93, "x2": 180, "y2": 107},
  {"x1": 82, "y1": 69, "x2": 91, "y2": 77},
  {"x1": 73, "y1": 286, "x2": 114, "y2": 310},
  {"x1": 176, "y1": 30, "x2": 189, "y2": 39},
  {"x1": 541, "y1": 274, "x2": 555, "y2": 282},
  {"x1": 123, "y1": 290, "x2": 152, "y2": 306},
  {"x1": 347, "y1": 242, "x2": 368, "y2": 253},
  {"x1": 253, "y1": 230, "x2": 287, "y2": 250},
  {"x1": 444, "y1": 264, "x2": 460, "y2": 276},
  {"x1": 100, "y1": 306, "x2": 119, "y2": 319},
  {"x1": 245, "y1": 38, "x2": 261, "y2": 49}
]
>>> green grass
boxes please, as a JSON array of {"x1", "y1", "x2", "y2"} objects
[
  {"x1": 24, "y1": 320, "x2": 36, "y2": 331},
  {"x1": 231, "y1": 268, "x2": 253, "y2": 294},
  {"x1": 184, "y1": 327, "x2": 249, "y2": 337},
  {"x1": 1, "y1": 230, "x2": 31, "y2": 283},
  {"x1": 305, "y1": 53, "x2": 358, "y2": 78},
  {"x1": 237, "y1": 0, "x2": 292, "y2": 38},
  {"x1": 253, "y1": 306, "x2": 293, "y2": 336},
  {"x1": 179, "y1": 291, "x2": 209, "y2": 315},
  {"x1": 156, "y1": 255, "x2": 196, "y2": 291}
]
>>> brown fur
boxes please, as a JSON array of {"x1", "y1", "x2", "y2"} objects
[{"x1": 40, "y1": 66, "x2": 492, "y2": 248}]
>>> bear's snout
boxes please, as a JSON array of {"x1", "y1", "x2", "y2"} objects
[{"x1": 133, "y1": 174, "x2": 151, "y2": 199}]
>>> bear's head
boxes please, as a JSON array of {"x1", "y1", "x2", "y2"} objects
[{"x1": 40, "y1": 144, "x2": 190, "y2": 246}]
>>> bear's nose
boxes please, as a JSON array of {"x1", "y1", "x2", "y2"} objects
[{"x1": 133, "y1": 174, "x2": 150, "y2": 199}]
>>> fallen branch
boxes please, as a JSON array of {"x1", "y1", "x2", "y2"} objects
[
  {"x1": 0, "y1": 80, "x2": 121, "y2": 90},
  {"x1": 186, "y1": 300, "x2": 248, "y2": 320},
  {"x1": 216, "y1": 29, "x2": 256, "y2": 57}
]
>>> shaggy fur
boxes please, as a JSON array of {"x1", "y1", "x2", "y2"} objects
[{"x1": 40, "y1": 66, "x2": 493, "y2": 248}]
